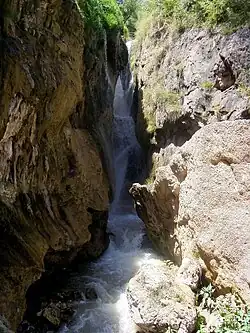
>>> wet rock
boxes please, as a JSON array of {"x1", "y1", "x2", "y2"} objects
[
  {"x1": 74, "y1": 209, "x2": 110, "y2": 262},
  {"x1": 17, "y1": 271, "x2": 86, "y2": 333},
  {"x1": 85, "y1": 287, "x2": 98, "y2": 300},
  {"x1": 18, "y1": 298, "x2": 77, "y2": 332},
  {"x1": 16, "y1": 321, "x2": 36, "y2": 333},
  {"x1": 127, "y1": 259, "x2": 197, "y2": 333},
  {"x1": 39, "y1": 301, "x2": 74, "y2": 328},
  {"x1": 39, "y1": 305, "x2": 61, "y2": 327},
  {"x1": 0, "y1": 316, "x2": 13, "y2": 333}
]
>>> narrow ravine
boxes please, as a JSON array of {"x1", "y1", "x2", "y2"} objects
[{"x1": 59, "y1": 42, "x2": 156, "y2": 333}]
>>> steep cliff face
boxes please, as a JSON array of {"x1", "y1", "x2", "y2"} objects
[
  {"x1": 130, "y1": 25, "x2": 250, "y2": 305},
  {"x1": 79, "y1": 29, "x2": 128, "y2": 193},
  {"x1": 0, "y1": 0, "x2": 127, "y2": 329},
  {"x1": 131, "y1": 120, "x2": 250, "y2": 302},
  {"x1": 133, "y1": 27, "x2": 250, "y2": 164}
]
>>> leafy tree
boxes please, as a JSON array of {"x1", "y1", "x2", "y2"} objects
[
  {"x1": 77, "y1": 0, "x2": 124, "y2": 32},
  {"x1": 120, "y1": 0, "x2": 142, "y2": 36}
]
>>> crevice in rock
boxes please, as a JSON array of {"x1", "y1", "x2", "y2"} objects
[
  {"x1": 214, "y1": 54, "x2": 236, "y2": 92},
  {"x1": 154, "y1": 114, "x2": 201, "y2": 151}
]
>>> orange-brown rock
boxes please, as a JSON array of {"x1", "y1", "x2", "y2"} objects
[{"x1": 0, "y1": 0, "x2": 127, "y2": 329}]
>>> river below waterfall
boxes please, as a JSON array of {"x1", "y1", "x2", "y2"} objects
[
  {"x1": 59, "y1": 42, "x2": 156, "y2": 333},
  {"x1": 59, "y1": 213, "x2": 154, "y2": 333}
]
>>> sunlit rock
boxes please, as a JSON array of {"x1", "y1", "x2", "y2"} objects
[
  {"x1": 131, "y1": 120, "x2": 250, "y2": 302},
  {"x1": 127, "y1": 259, "x2": 197, "y2": 333}
]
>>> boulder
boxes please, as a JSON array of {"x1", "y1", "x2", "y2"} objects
[
  {"x1": 131, "y1": 120, "x2": 250, "y2": 301},
  {"x1": 127, "y1": 259, "x2": 197, "y2": 333},
  {"x1": 39, "y1": 301, "x2": 74, "y2": 328}
]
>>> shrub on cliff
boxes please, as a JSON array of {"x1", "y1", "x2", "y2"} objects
[
  {"x1": 136, "y1": 0, "x2": 250, "y2": 35},
  {"x1": 197, "y1": 285, "x2": 250, "y2": 333},
  {"x1": 77, "y1": 0, "x2": 124, "y2": 31},
  {"x1": 120, "y1": 0, "x2": 142, "y2": 36}
]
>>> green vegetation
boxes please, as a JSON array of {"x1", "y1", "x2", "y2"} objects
[
  {"x1": 201, "y1": 81, "x2": 214, "y2": 90},
  {"x1": 144, "y1": 109, "x2": 157, "y2": 134},
  {"x1": 196, "y1": 284, "x2": 250, "y2": 333},
  {"x1": 77, "y1": 0, "x2": 124, "y2": 32},
  {"x1": 238, "y1": 83, "x2": 250, "y2": 98},
  {"x1": 211, "y1": 103, "x2": 222, "y2": 117},
  {"x1": 192, "y1": 249, "x2": 201, "y2": 260},
  {"x1": 145, "y1": 161, "x2": 156, "y2": 184},
  {"x1": 143, "y1": 85, "x2": 181, "y2": 128},
  {"x1": 77, "y1": 0, "x2": 142, "y2": 37},
  {"x1": 76, "y1": 0, "x2": 250, "y2": 40},
  {"x1": 159, "y1": 90, "x2": 181, "y2": 112},
  {"x1": 120, "y1": 0, "x2": 142, "y2": 36},
  {"x1": 135, "y1": 0, "x2": 250, "y2": 38}
]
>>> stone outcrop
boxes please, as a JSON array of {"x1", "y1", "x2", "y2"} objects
[
  {"x1": 131, "y1": 120, "x2": 250, "y2": 302},
  {"x1": 127, "y1": 259, "x2": 197, "y2": 333},
  {"x1": 0, "y1": 0, "x2": 127, "y2": 329},
  {"x1": 129, "y1": 24, "x2": 250, "y2": 331},
  {"x1": 133, "y1": 27, "x2": 250, "y2": 154},
  {"x1": 0, "y1": 316, "x2": 13, "y2": 333}
]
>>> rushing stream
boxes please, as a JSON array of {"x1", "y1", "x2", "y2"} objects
[{"x1": 59, "y1": 42, "x2": 155, "y2": 333}]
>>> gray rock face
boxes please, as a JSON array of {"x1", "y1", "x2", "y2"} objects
[
  {"x1": 127, "y1": 259, "x2": 197, "y2": 333},
  {"x1": 133, "y1": 28, "x2": 250, "y2": 151},
  {"x1": 0, "y1": 316, "x2": 13, "y2": 333},
  {"x1": 176, "y1": 258, "x2": 202, "y2": 292},
  {"x1": 131, "y1": 120, "x2": 250, "y2": 302}
]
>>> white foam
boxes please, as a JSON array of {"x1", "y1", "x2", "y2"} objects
[{"x1": 59, "y1": 42, "x2": 154, "y2": 333}]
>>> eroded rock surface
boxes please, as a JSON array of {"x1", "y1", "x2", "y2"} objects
[
  {"x1": 127, "y1": 259, "x2": 197, "y2": 333},
  {"x1": 131, "y1": 120, "x2": 250, "y2": 302},
  {"x1": 133, "y1": 28, "x2": 250, "y2": 152},
  {"x1": 0, "y1": 0, "x2": 127, "y2": 329}
]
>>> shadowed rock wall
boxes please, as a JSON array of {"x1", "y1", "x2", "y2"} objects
[{"x1": 0, "y1": 0, "x2": 127, "y2": 329}]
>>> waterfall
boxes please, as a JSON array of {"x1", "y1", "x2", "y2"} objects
[
  {"x1": 59, "y1": 42, "x2": 154, "y2": 333},
  {"x1": 111, "y1": 58, "x2": 143, "y2": 213}
]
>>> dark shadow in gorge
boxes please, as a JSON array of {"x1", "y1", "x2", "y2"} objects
[
  {"x1": 131, "y1": 76, "x2": 153, "y2": 180},
  {"x1": 17, "y1": 208, "x2": 110, "y2": 333},
  {"x1": 132, "y1": 74, "x2": 202, "y2": 182},
  {"x1": 18, "y1": 49, "x2": 148, "y2": 333}
]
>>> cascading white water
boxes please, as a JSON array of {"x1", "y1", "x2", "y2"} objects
[{"x1": 59, "y1": 42, "x2": 156, "y2": 333}]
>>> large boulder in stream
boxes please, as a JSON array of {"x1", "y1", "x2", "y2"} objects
[
  {"x1": 130, "y1": 120, "x2": 250, "y2": 302},
  {"x1": 127, "y1": 259, "x2": 197, "y2": 333}
]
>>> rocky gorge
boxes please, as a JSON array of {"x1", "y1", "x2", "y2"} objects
[
  {"x1": 128, "y1": 21, "x2": 250, "y2": 333},
  {"x1": 0, "y1": 0, "x2": 250, "y2": 332},
  {"x1": 0, "y1": 0, "x2": 127, "y2": 330}
]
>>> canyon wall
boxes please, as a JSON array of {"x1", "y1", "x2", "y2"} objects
[
  {"x1": 131, "y1": 26, "x2": 250, "y2": 303},
  {"x1": 133, "y1": 28, "x2": 250, "y2": 158},
  {"x1": 0, "y1": 0, "x2": 127, "y2": 329}
]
